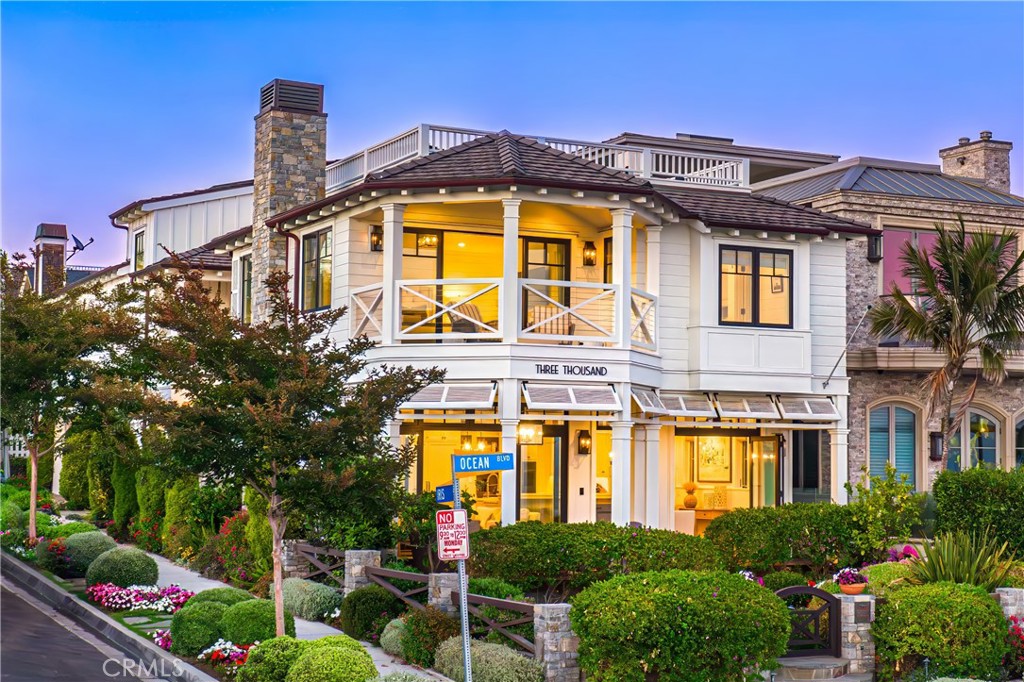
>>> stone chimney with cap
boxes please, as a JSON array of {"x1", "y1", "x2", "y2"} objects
[
  {"x1": 251, "y1": 79, "x2": 327, "y2": 322},
  {"x1": 32, "y1": 223, "x2": 68, "y2": 295},
  {"x1": 939, "y1": 131, "x2": 1012, "y2": 194}
]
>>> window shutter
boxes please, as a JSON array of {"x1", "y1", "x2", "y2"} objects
[
  {"x1": 230, "y1": 261, "x2": 240, "y2": 318},
  {"x1": 868, "y1": 407, "x2": 891, "y2": 481},
  {"x1": 893, "y1": 407, "x2": 916, "y2": 487}
]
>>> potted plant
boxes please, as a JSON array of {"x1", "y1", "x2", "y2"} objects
[
  {"x1": 682, "y1": 482, "x2": 698, "y2": 509},
  {"x1": 834, "y1": 567, "x2": 868, "y2": 595}
]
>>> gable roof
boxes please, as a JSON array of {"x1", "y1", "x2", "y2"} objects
[
  {"x1": 131, "y1": 224, "x2": 253, "y2": 278},
  {"x1": 110, "y1": 179, "x2": 254, "y2": 227}
]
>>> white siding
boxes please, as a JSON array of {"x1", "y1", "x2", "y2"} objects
[
  {"x1": 146, "y1": 192, "x2": 254, "y2": 266},
  {"x1": 809, "y1": 237, "x2": 848, "y2": 385},
  {"x1": 657, "y1": 220, "x2": 691, "y2": 374}
]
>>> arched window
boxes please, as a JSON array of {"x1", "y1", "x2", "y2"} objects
[
  {"x1": 947, "y1": 408, "x2": 1001, "y2": 472},
  {"x1": 1015, "y1": 417, "x2": 1023, "y2": 469},
  {"x1": 869, "y1": 405, "x2": 916, "y2": 486}
]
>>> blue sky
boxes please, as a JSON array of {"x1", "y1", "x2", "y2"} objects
[{"x1": 3, "y1": 1, "x2": 1022, "y2": 265}]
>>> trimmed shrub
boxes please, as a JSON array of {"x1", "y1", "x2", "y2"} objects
[
  {"x1": 86, "y1": 431, "x2": 115, "y2": 521},
  {"x1": 861, "y1": 562, "x2": 914, "y2": 600},
  {"x1": 761, "y1": 570, "x2": 809, "y2": 593},
  {"x1": 162, "y1": 475, "x2": 200, "y2": 561},
  {"x1": 63, "y1": 531, "x2": 116, "y2": 577},
  {"x1": 305, "y1": 634, "x2": 366, "y2": 653},
  {"x1": 46, "y1": 521, "x2": 97, "y2": 539},
  {"x1": 339, "y1": 585, "x2": 404, "y2": 642},
  {"x1": 468, "y1": 577, "x2": 524, "y2": 600},
  {"x1": 6, "y1": 489, "x2": 32, "y2": 510},
  {"x1": 285, "y1": 645, "x2": 377, "y2": 682},
  {"x1": 468, "y1": 522, "x2": 722, "y2": 600},
  {"x1": 220, "y1": 599, "x2": 295, "y2": 645},
  {"x1": 38, "y1": 538, "x2": 73, "y2": 575},
  {"x1": 171, "y1": 601, "x2": 227, "y2": 657},
  {"x1": 58, "y1": 433, "x2": 90, "y2": 509},
  {"x1": 872, "y1": 582, "x2": 1009, "y2": 681},
  {"x1": 110, "y1": 458, "x2": 138, "y2": 538},
  {"x1": 282, "y1": 577, "x2": 344, "y2": 622},
  {"x1": 187, "y1": 586, "x2": 255, "y2": 608},
  {"x1": 86, "y1": 547, "x2": 159, "y2": 587},
  {"x1": 38, "y1": 450, "x2": 54, "y2": 490},
  {"x1": 244, "y1": 488, "x2": 272, "y2": 576},
  {"x1": 400, "y1": 606, "x2": 459, "y2": 668},
  {"x1": 236, "y1": 636, "x2": 307, "y2": 682},
  {"x1": 379, "y1": 617, "x2": 406, "y2": 658},
  {"x1": 135, "y1": 465, "x2": 168, "y2": 523},
  {"x1": 435, "y1": 637, "x2": 542, "y2": 682},
  {"x1": 571, "y1": 570, "x2": 790, "y2": 682},
  {"x1": 934, "y1": 467, "x2": 1024, "y2": 556},
  {"x1": 1, "y1": 500, "x2": 23, "y2": 530}
]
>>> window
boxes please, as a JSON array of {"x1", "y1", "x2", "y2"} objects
[
  {"x1": 133, "y1": 231, "x2": 145, "y2": 272},
  {"x1": 719, "y1": 246, "x2": 792, "y2": 327},
  {"x1": 301, "y1": 228, "x2": 332, "y2": 311},
  {"x1": 239, "y1": 255, "x2": 253, "y2": 324},
  {"x1": 603, "y1": 236, "x2": 613, "y2": 284},
  {"x1": 1016, "y1": 418, "x2": 1024, "y2": 469},
  {"x1": 869, "y1": 405, "x2": 917, "y2": 487},
  {"x1": 882, "y1": 228, "x2": 938, "y2": 294},
  {"x1": 947, "y1": 408, "x2": 1000, "y2": 471}
]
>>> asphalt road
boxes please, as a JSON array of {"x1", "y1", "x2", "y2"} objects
[{"x1": 1, "y1": 585, "x2": 140, "y2": 681}]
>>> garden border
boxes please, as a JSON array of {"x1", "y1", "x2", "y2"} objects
[{"x1": 0, "y1": 552, "x2": 217, "y2": 682}]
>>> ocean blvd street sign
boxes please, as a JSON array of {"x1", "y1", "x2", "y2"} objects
[
  {"x1": 435, "y1": 509, "x2": 470, "y2": 561},
  {"x1": 452, "y1": 452, "x2": 514, "y2": 473}
]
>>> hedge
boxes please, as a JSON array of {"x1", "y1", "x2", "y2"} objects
[
  {"x1": 135, "y1": 465, "x2": 168, "y2": 522},
  {"x1": 244, "y1": 488, "x2": 272, "y2": 576},
  {"x1": 282, "y1": 578, "x2": 344, "y2": 622},
  {"x1": 285, "y1": 645, "x2": 377, "y2": 682},
  {"x1": 571, "y1": 570, "x2": 790, "y2": 682},
  {"x1": 46, "y1": 521, "x2": 97, "y2": 539},
  {"x1": 862, "y1": 562, "x2": 915, "y2": 600},
  {"x1": 162, "y1": 475, "x2": 200, "y2": 560},
  {"x1": 171, "y1": 601, "x2": 227, "y2": 657},
  {"x1": 86, "y1": 547, "x2": 159, "y2": 587},
  {"x1": 237, "y1": 636, "x2": 308, "y2": 682},
  {"x1": 468, "y1": 522, "x2": 723, "y2": 599},
  {"x1": 220, "y1": 599, "x2": 295, "y2": 645},
  {"x1": 339, "y1": 585, "x2": 404, "y2": 642},
  {"x1": 434, "y1": 637, "x2": 542, "y2": 682},
  {"x1": 111, "y1": 457, "x2": 138, "y2": 537},
  {"x1": 400, "y1": 606, "x2": 459, "y2": 667},
  {"x1": 58, "y1": 433, "x2": 90, "y2": 508},
  {"x1": 934, "y1": 467, "x2": 1024, "y2": 556},
  {"x1": 187, "y1": 586, "x2": 255, "y2": 607}
]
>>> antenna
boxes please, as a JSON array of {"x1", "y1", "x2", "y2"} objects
[
  {"x1": 823, "y1": 304, "x2": 872, "y2": 389},
  {"x1": 66, "y1": 235, "x2": 95, "y2": 262}
]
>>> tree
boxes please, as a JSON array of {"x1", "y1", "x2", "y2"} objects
[
  {"x1": 144, "y1": 264, "x2": 441, "y2": 636},
  {"x1": 869, "y1": 219, "x2": 1024, "y2": 468}
]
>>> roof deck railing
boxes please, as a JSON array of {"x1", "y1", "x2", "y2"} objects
[{"x1": 325, "y1": 124, "x2": 749, "y2": 192}]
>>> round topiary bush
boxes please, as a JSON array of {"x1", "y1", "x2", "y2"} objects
[
  {"x1": 187, "y1": 586, "x2": 255, "y2": 608},
  {"x1": 63, "y1": 531, "x2": 117, "y2": 577},
  {"x1": 46, "y1": 521, "x2": 97, "y2": 539},
  {"x1": 236, "y1": 636, "x2": 308, "y2": 682},
  {"x1": 873, "y1": 582, "x2": 1009, "y2": 681},
  {"x1": 862, "y1": 562, "x2": 914, "y2": 600},
  {"x1": 1, "y1": 500, "x2": 23, "y2": 530},
  {"x1": 379, "y1": 618, "x2": 406, "y2": 658},
  {"x1": 171, "y1": 601, "x2": 227, "y2": 657},
  {"x1": 400, "y1": 606, "x2": 459, "y2": 668},
  {"x1": 571, "y1": 570, "x2": 790, "y2": 682},
  {"x1": 285, "y1": 645, "x2": 377, "y2": 682},
  {"x1": 282, "y1": 577, "x2": 345, "y2": 622},
  {"x1": 220, "y1": 599, "x2": 295, "y2": 645},
  {"x1": 434, "y1": 636, "x2": 542, "y2": 682},
  {"x1": 85, "y1": 547, "x2": 158, "y2": 587},
  {"x1": 305, "y1": 634, "x2": 366, "y2": 652},
  {"x1": 339, "y1": 585, "x2": 404, "y2": 641}
]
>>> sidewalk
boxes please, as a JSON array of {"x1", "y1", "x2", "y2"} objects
[{"x1": 146, "y1": 550, "x2": 449, "y2": 680}]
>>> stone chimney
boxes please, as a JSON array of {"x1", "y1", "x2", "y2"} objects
[
  {"x1": 939, "y1": 131, "x2": 1012, "y2": 194},
  {"x1": 251, "y1": 79, "x2": 327, "y2": 321},
  {"x1": 32, "y1": 223, "x2": 68, "y2": 295}
]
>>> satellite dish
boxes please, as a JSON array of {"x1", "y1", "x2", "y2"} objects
[{"x1": 66, "y1": 235, "x2": 95, "y2": 262}]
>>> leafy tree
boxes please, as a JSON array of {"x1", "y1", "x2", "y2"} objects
[
  {"x1": 144, "y1": 264, "x2": 441, "y2": 636},
  {"x1": 869, "y1": 219, "x2": 1024, "y2": 467}
]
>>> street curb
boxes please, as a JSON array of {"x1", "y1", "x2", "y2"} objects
[{"x1": 1, "y1": 552, "x2": 217, "y2": 682}]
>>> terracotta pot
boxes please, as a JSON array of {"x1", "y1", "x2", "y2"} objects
[
  {"x1": 839, "y1": 583, "x2": 866, "y2": 595},
  {"x1": 683, "y1": 494, "x2": 698, "y2": 509}
]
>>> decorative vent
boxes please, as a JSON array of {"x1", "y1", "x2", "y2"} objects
[{"x1": 259, "y1": 79, "x2": 324, "y2": 115}]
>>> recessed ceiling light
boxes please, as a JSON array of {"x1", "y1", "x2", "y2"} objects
[{"x1": 457, "y1": 242, "x2": 466, "y2": 248}]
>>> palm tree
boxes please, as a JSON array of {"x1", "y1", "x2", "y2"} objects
[{"x1": 868, "y1": 218, "x2": 1024, "y2": 469}]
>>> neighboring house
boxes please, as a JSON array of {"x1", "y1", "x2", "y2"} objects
[{"x1": 754, "y1": 134, "x2": 1024, "y2": 491}]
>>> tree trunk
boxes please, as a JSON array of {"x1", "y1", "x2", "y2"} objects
[
  {"x1": 27, "y1": 443, "x2": 38, "y2": 542},
  {"x1": 268, "y1": 494, "x2": 286, "y2": 637}
]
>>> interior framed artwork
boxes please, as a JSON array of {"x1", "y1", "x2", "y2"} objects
[{"x1": 697, "y1": 436, "x2": 732, "y2": 482}]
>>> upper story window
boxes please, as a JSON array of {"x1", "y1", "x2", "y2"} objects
[
  {"x1": 868, "y1": 404, "x2": 916, "y2": 487},
  {"x1": 1016, "y1": 417, "x2": 1024, "y2": 469},
  {"x1": 882, "y1": 229, "x2": 937, "y2": 294},
  {"x1": 302, "y1": 228, "x2": 332, "y2": 311},
  {"x1": 239, "y1": 255, "x2": 253, "y2": 324},
  {"x1": 947, "y1": 408, "x2": 1001, "y2": 472},
  {"x1": 133, "y1": 231, "x2": 145, "y2": 272},
  {"x1": 719, "y1": 246, "x2": 792, "y2": 328}
]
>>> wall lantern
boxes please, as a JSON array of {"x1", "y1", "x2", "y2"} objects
[
  {"x1": 518, "y1": 422, "x2": 543, "y2": 445},
  {"x1": 369, "y1": 225, "x2": 384, "y2": 252},
  {"x1": 577, "y1": 430, "x2": 593, "y2": 455},
  {"x1": 928, "y1": 431, "x2": 944, "y2": 462},
  {"x1": 582, "y1": 241, "x2": 598, "y2": 267},
  {"x1": 461, "y1": 433, "x2": 474, "y2": 451},
  {"x1": 867, "y1": 234, "x2": 883, "y2": 263}
]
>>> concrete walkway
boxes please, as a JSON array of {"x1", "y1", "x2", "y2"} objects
[{"x1": 146, "y1": 550, "x2": 448, "y2": 680}]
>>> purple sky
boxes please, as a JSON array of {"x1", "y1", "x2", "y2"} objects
[{"x1": 3, "y1": 2, "x2": 1022, "y2": 266}]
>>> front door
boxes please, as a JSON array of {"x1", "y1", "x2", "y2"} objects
[
  {"x1": 517, "y1": 425, "x2": 569, "y2": 523},
  {"x1": 752, "y1": 436, "x2": 780, "y2": 508}
]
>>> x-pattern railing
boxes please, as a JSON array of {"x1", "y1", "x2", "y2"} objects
[
  {"x1": 364, "y1": 566, "x2": 429, "y2": 611},
  {"x1": 630, "y1": 289, "x2": 657, "y2": 350},
  {"x1": 520, "y1": 279, "x2": 615, "y2": 341},
  {"x1": 451, "y1": 591, "x2": 536, "y2": 656},
  {"x1": 397, "y1": 279, "x2": 501, "y2": 339},
  {"x1": 293, "y1": 543, "x2": 346, "y2": 589},
  {"x1": 349, "y1": 283, "x2": 384, "y2": 338}
]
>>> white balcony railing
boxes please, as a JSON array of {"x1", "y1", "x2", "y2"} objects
[
  {"x1": 630, "y1": 289, "x2": 657, "y2": 351},
  {"x1": 349, "y1": 283, "x2": 384, "y2": 339},
  {"x1": 325, "y1": 124, "x2": 749, "y2": 192},
  {"x1": 520, "y1": 279, "x2": 617, "y2": 345},
  {"x1": 396, "y1": 278, "x2": 503, "y2": 341}
]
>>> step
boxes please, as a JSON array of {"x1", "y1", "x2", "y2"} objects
[{"x1": 777, "y1": 656, "x2": 850, "y2": 681}]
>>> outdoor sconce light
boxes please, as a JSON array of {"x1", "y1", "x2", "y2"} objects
[
  {"x1": 929, "y1": 431, "x2": 944, "y2": 462},
  {"x1": 577, "y1": 430, "x2": 593, "y2": 455},
  {"x1": 369, "y1": 225, "x2": 384, "y2": 252},
  {"x1": 582, "y1": 241, "x2": 598, "y2": 267},
  {"x1": 867, "y1": 234, "x2": 883, "y2": 263},
  {"x1": 461, "y1": 434, "x2": 474, "y2": 451},
  {"x1": 518, "y1": 422, "x2": 543, "y2": 445}
]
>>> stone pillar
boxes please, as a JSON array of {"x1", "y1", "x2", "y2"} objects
[
  {"x1": 251, "y1": 80, "x2": 327, "y2": 323},
  {"x1": 534, "y1": 603, "x2": 580, "y2": 682},
  {"x1": 995, "y1": 588, "x2": 1024, "y2": 622},
  {"x1": 610, "y1": 420, "x2": 632, "y2": 526},
  {"x1": 501, "y1": 199, "x2": 521, "y2": 343},
  {"x1": 840, "y1": 594, "x2": 875, "y2": 675},
  {"x1": 280, "y1": 540, "x2": 304, "y2": 578},
  {"x1": 344, "y1": 549, "x2": 381, "y2": 595},
  {"x1": 611, "y1": 209, "x2": 634, "y2": 348},
  {"x1": 32, "y1": 223, "x2": 68, "y2": 295},
  {"x1": 429, "y1": 573, "x2": 459, "y2": 615}
]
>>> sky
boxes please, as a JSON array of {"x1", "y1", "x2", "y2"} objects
[{"x1": 2, "y1": 1, "x2": 1022, "y2": 266}]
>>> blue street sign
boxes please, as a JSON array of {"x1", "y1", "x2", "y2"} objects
[
  {"x1": 452, "y1": 452, "x2": 515, "y2": 474},
  {"x1": 435, "y1": 484, "x2": 454, "y2": 504}
]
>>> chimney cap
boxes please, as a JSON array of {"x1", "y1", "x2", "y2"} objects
[
  {"x1": 958, "y1": 137, "x2": 971, "y2": 145},
  {"x1": 259, "y1": 79, "x2": 324, "y2": 116},
  {"x1": 980, "y1": 130, "x2": 993, "y2": 141},
  {"x1": 34, "y1": 223, "x2": 68, "y2": 240}
]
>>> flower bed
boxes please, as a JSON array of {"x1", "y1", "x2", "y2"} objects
[
  {"x1": 197, "y1": 639, "x2": 253, "y2": 678},
  {"x1": 86, "y1": 583, "x2": 195, "y2": 613}
]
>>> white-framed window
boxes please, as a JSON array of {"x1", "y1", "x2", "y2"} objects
[
  {"x1": 239, "y1": 254, "x2": 253, "y2": 324},
  {"x1": 133, "y1": 230, "x2": 146, "y2": 272},
  {"x1": 719, "y1": 245, "x2": 793, "y2": 328},
  {"x1": 868, "y1": 403, "x2": 917, "y2": 487},
  {"x1": 1016, "y1": 416, "x2": 1024, "y2": 469},
  {"x1": 947, "y1": 408, "x2": 1001, "y2": 471},
  {"x1": 301, "y1": 227, "x2": 332, "y2": 311}
]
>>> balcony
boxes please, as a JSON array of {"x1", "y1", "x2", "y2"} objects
[
  {"x1": 349, "y1": 277, "x2": 657, "y2": 352},
  {"x1": 326, "y1": 124, "x2": 749, "y2": 192}
]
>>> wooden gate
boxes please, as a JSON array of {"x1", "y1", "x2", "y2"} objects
[{"x1": 775, "y1": 586, "x2": 840, "y2": 658}]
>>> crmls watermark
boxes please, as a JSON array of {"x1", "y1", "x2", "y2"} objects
[{"x1": 103, "y1": 658, "x2": 185, "y2": 678}]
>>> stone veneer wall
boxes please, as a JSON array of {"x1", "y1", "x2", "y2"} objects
[{"x1": 251, "y1": 108, "x2": 326, "y2": 322}]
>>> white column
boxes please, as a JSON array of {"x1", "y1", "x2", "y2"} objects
[
  {"x1": 500, "y1": 378, "x2": 520, "y2": 525},
  {"x1": 611, "y1": 209, "x2": 634, "y2": 348},
  {"x1": 380, "y1": 204, "x2": 404, "y2": 345},
  {"x1": 632, "y1": 433, "x2": 646, "y2": 525},
  {"x1": 611, "y1": 420, "x2": 633, "y2": 525},
  {"x1": 644, "y1": 425, "x2": 662, "y2": 528},
  {"x1": 830, "y1": 395, "x2": 850, "y2": 504},
  {"x1": 659, "y1": 426, "x2": 675, "y2": 528},
  {"x1": 501, "y1": 199, "x2": 521, "y2": 344},
  {"x1": 645, "y1": 224, "x2": 662, "y2": 295}
]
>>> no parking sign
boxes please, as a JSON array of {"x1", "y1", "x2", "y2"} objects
[{"x1": 435, "y1": 508, "x2": 470, "y2": 561}]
